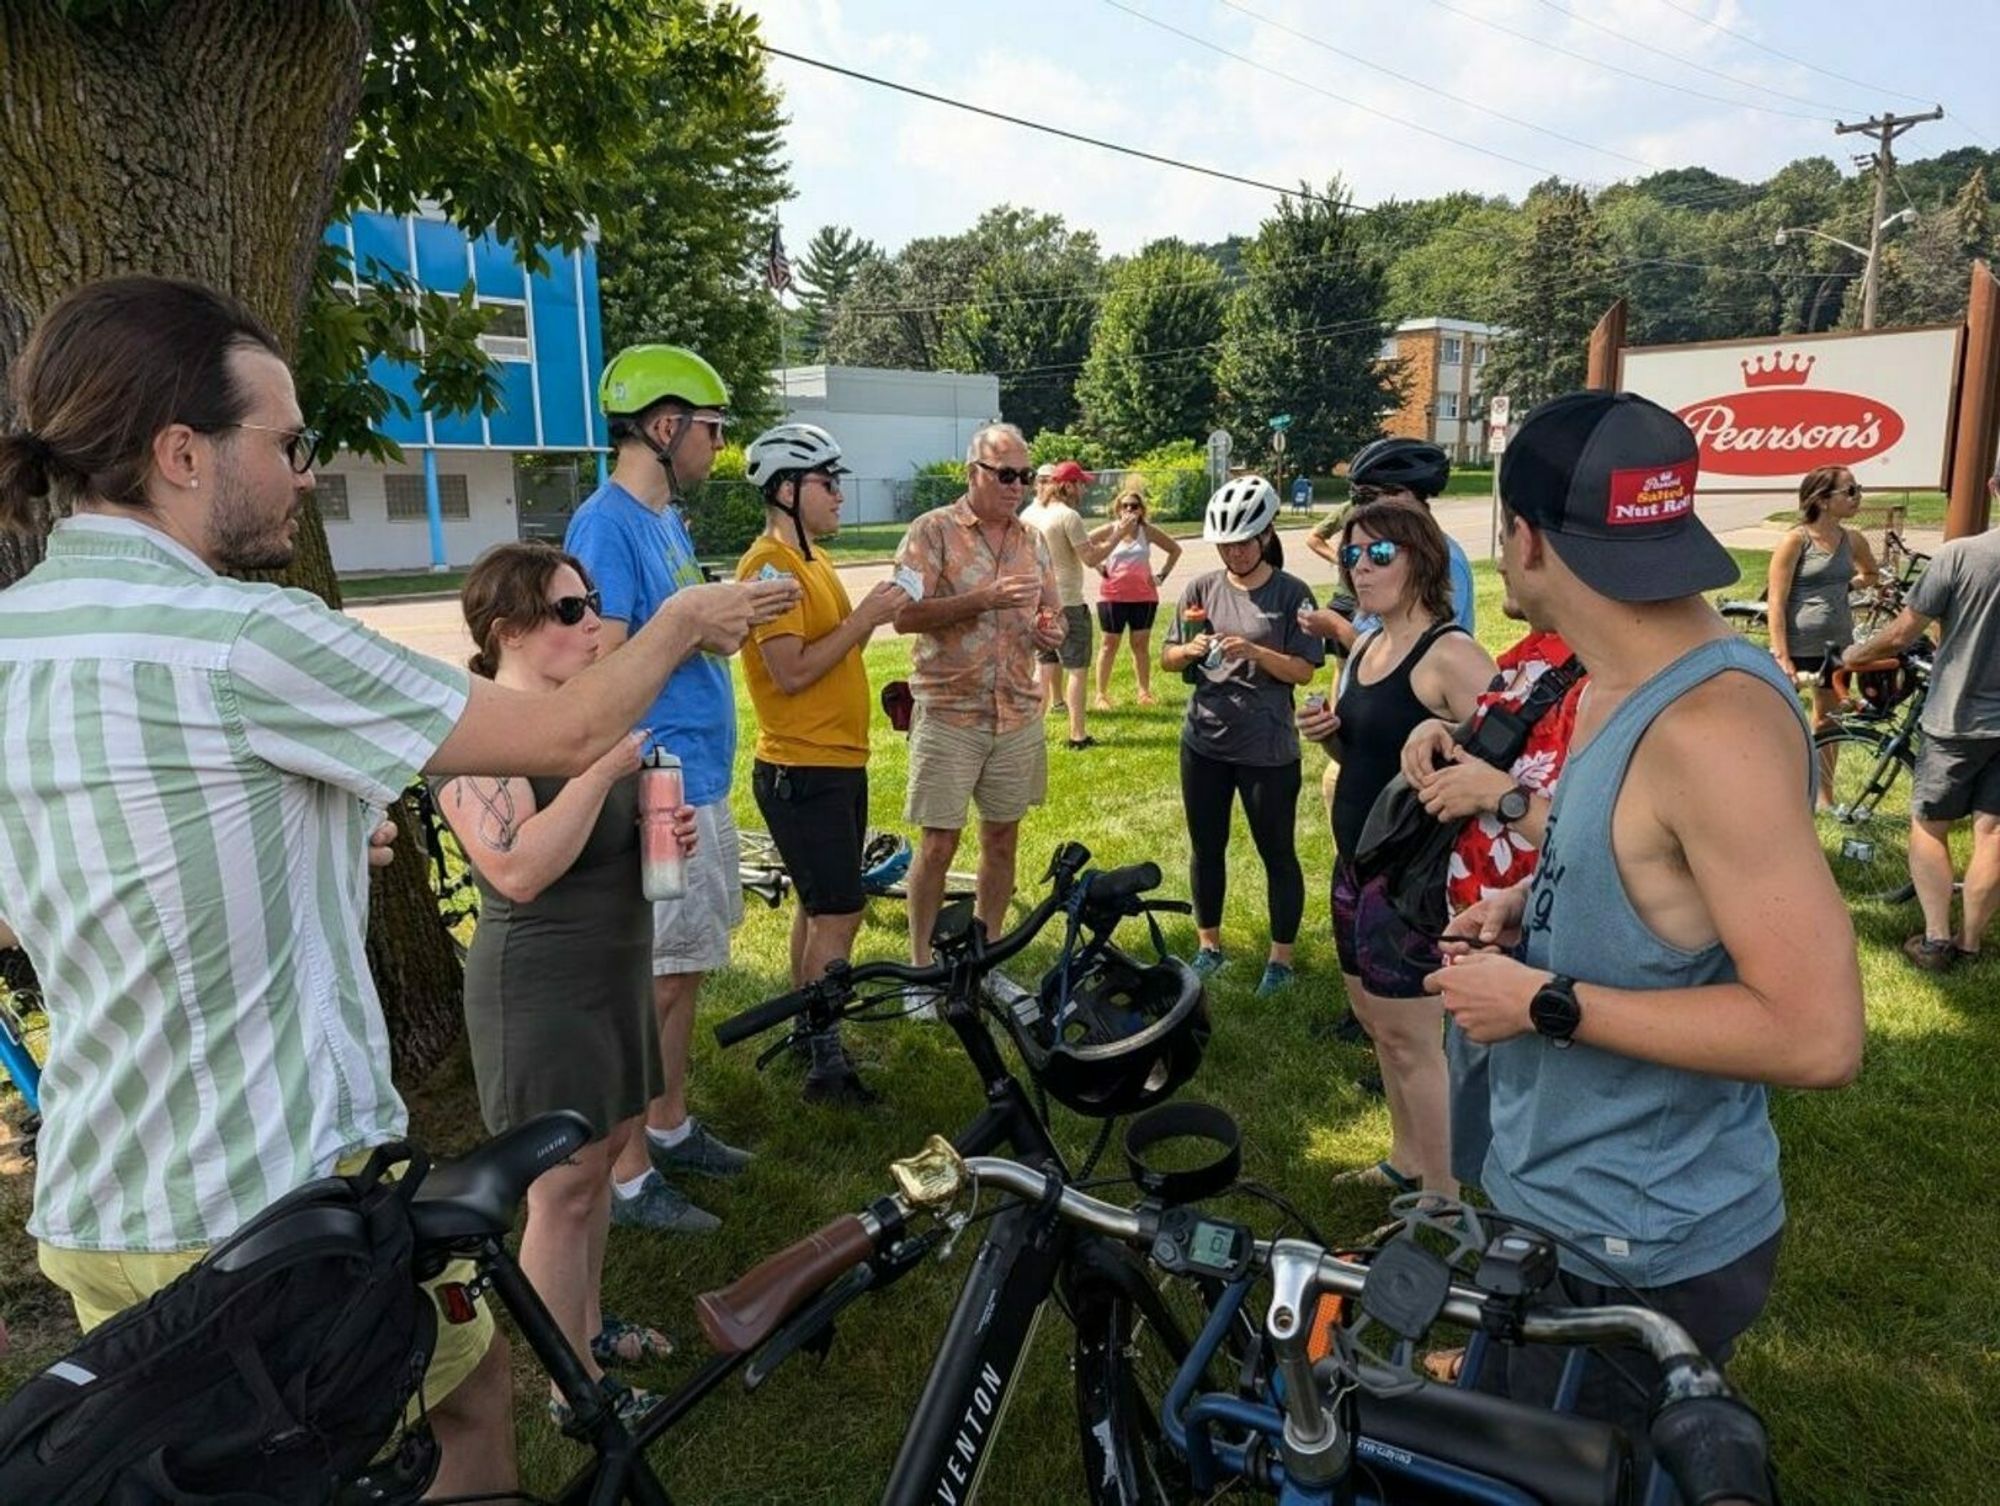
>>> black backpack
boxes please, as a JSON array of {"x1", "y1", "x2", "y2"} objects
[{"x1": 0, "y1": 1143, "x2": 440, "y2": 1505}]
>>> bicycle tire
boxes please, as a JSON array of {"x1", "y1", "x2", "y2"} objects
[
  {"x1": 1071, "y1": 1268, "x2": 1239, "y2": 1505},
  {"x1": 1815, "y1": 727, "x2": 1917, "y2": 904},
  {"x1": 1717, "y1": 600, "x2": 1769, "y2": 648}
]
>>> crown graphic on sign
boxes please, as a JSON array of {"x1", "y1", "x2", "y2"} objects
[{"x1": 1740, "y1": 350, "x2": 1815, "y2": 388}]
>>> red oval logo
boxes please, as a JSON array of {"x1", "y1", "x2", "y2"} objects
[{"x1": 1676, "y1": 389, "x2": 1904, "y2": 476}]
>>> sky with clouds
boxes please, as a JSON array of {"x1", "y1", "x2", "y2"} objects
[{"x1": 742, "y1": 0, "x2": 1987, "y2": 258}]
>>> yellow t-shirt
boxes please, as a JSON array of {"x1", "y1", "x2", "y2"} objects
[{"x1": 735, "y1": 533, "x2": 870, "y2": 767}]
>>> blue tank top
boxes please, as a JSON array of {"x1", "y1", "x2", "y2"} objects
[{"x1": 1485, "y1": 637, "x2": 1810, "y2": 1287}]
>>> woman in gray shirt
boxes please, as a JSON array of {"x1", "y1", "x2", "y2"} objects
[{"x1": 1767, "y1": 465, "x2": 1880, "y2": 802}]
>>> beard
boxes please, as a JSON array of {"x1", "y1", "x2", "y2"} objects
[{"x1": 206, "y1": 465, "x2": 297, "y2": 572}]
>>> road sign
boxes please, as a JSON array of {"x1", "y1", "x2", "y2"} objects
[
  {"x1": 1489, "y1": 422, "x2": 1509, "y2": 454},
  {"x1": 1487, "y1": 394, "x2": 1511, "y2": 427},
  {"x1": 1269, "y1": 413, "x2": 1293, "y2": 431},
  {"x1": 1272, "y1": 430, "x2": 1287, "y2": 454}
]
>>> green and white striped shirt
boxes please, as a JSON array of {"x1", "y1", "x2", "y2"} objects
[{"x1": 0, "y1": 516, "x2": 468, "y2": 1251}]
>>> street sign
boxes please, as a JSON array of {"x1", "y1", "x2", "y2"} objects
[
  {"x1": 1488, "y1": 394, "x2": 1511, "y2": 427},
  {"x1": 1269, "y1": 413, "x2": 1293, "y2": 431},
  {"x1": 1272, "y1": 430, "x2": 1287, "y2": 454},
  {"x1": 1489, "y1": 422, "x2": 1509, "y2": 455}
]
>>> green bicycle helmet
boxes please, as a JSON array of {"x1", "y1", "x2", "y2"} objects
[
  {"x1": 598, "y1": 344, "x2": 730, "y2": 496},
  {"x1": 598, "y1": 344, "x2": 731, "y2": 417}
]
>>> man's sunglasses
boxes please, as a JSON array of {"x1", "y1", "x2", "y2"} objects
[
  {"x1": 974, "y1": 461, "x2": 1037, "y2": 486},
  {"x1": 549, "y1": 591, "x2": 603, "y2": 626},
  {"x1": 1340, "y1": 539, "x2": 1402, "y2": 569}
]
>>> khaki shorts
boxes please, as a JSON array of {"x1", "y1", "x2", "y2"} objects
[
  {"x1": 1034, "y1": 604, "x2": 1093, "y2": 671},
  {"x1": 653, "y1": 799, "x2": 745, "y2": 975},
  {"x1": 38, "y1": 1152, "x2": 495, "y2": 1418},
  {"x1": 904, "y1": 704, "x2": 1048, "y2": 830}
]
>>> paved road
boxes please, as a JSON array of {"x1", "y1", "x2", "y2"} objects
[{"x1": 346, "y1": 494, "x2": 1897, "y2": 661}]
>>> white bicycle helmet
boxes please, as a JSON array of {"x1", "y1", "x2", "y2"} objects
[
  {"x1": 744, "y1": 422, "x2": 846, "y2": 488},
  {"x1": 1202, "y1": 475, "x2": 1280, "y2": 544}
]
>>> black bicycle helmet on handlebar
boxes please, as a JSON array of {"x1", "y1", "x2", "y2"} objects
[{"x1": 1348, "y1": 437, "x2": 1450, "y2": 500}]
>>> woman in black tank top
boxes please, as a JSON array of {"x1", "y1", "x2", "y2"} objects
[{"x1": 1318, "y1": 505, "x2": 1492, "y2": 1195}]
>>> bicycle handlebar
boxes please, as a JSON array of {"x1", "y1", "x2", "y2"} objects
[{"x1": 695, "y1": 1209, "x2": 885, "y2": 1355}]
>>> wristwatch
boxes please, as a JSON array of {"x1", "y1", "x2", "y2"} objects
[
  {"x1": 1529, "y1": 975, "x2": 1582, "y2": 1048},
  {"x1": 1496, "y1": 784, "x2": 1532, "y2": 823}
]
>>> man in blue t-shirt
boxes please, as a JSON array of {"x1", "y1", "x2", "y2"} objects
[{"x1": 567, "y1": 344, "x2": 797, "y2": 1234}]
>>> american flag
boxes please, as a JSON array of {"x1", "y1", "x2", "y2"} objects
[{"x1": 765, "y1": 225, "x2": 793, "y2": 295}]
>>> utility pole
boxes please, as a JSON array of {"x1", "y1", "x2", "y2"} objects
[{"x1": 1836, "y1": 107, "x2": 1944, "y2": 329}]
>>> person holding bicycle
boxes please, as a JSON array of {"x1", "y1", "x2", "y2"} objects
[
  {"x1": 0, "y1": 277, "x2": 791, "y2": 1498},
  {"x1": 735, "y1": 421, "x2": 911, "y2": 1104},
  {"x1": 1427, "y1": 391, "x2": 1863, "y2": 1448},
  {"x1": 434, "y1": 542, "x2": 690, "y2": 1426},
  {"x1": 1843, "y1": 465, "x2": 2000, "y2": 972},
  {"x1": 1767, "y1": 465, "x2": 1880, "y2": 801}
]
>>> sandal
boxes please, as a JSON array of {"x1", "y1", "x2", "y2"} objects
[
  {"x1": 548, "y1": 1374, "x2": 659, "y2": 1430},
  {"x1": 1331, "y1": 1159, "x2": 1419, "y2": 1194},
  {"x1": 592, "y1": 1313, "x2": 674, "y2": 1368}
]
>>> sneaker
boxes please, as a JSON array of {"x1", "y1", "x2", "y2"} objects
[
  {"x1": 1901, "y1": 933, "x2": 1960, "y2": 973},
  {"x1": 648, "y1": 1117, "x2": 752, "y2": 1180},
  {"x1": 803, "y1": 1065, "x2": 882, "y2": 1108},
  {"x1": 610, "y1": 1171, "x2": 721, "y2": 1234},
  {"x1": 1254, "y1": 962, "x2": 1295, "y2": 998},
  {"x1": 1190, "y1": 947, "x2": 1226, "y2": 978},
  {"x1": 1066, "y1": 736, "x2": 1098, "y2": 750},
  {"x1": 548, "y1": 1374, "x2": 660, "y2": 1431},
  {"x1": 1310, "y1": 1009, "x2": 1370, "y2": 1044}
]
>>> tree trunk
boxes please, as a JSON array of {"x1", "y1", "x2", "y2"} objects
[{"x1": 0, "y1": 0, "x2": 468, "y2": 1083}]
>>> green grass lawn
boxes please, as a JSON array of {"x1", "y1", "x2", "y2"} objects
[
  {"x1": 4, "y1": 553, "x2": 1995, "y2": 1503},
  {"x1": 340, "y1": 568, "x2": 470, "y2": 600},
  {"x1": 1764, "y1": 491, "x2": 1949, "y2": 531}
]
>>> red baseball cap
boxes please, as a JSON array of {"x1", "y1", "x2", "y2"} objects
[{"x1": 1047, "y1": 460, "x2": 1095, "y2": 485}]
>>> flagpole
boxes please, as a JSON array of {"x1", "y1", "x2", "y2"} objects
[{"x1": 773, "y1": 221, "x2": 791, "y2": 420}]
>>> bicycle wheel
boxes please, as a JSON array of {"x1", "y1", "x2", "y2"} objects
[
  {"x1": 1815, "y1": 728, "x2": 1917, "y2": 904},
  {"x1": 1071, "y1": 1267, "x2": 1240, "y2": 1505},
  {"x1": 1718, "y1": 600, "x2": 1769, "y2": 648}
]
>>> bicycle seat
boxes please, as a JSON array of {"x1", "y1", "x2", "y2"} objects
[
  {"x1": 1356, "y1": 1383, "x2": 1630, "y2": 1506},
  {"x1": 410, "y1": 1110, "x2": 594, "y2": 1244}
]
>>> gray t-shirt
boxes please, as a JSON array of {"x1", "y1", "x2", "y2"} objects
[
  {"x1": 1906, "y1": 529, "x2": 2000, "y2": 738},
  {"x1": 1167, "y1": 568, "x2": 1324, "y2": 766}
]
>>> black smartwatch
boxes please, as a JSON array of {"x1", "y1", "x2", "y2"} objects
[
  {"x1": 1529, "y1": 975, "x2": 1582, "y2": 1048},
  {"x1": 1496, "y1": 784, "x2": 1532, "y2": 823}
]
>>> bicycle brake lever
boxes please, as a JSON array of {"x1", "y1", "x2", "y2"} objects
[{"x1": 753, "y1": 1028, "x2": 802, "y2": 1073}]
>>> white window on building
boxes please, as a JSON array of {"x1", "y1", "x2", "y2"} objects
[
  {"x1": 314, "y1": 473, "x2": 350, "y2": 522},
  {"x1": 385, "y1": 472, "x2": 470, "y2": 522},
  {"x1": 1437, "y1": 392, "x2": 1461, "y2": 421},
  {"x1": 1378, "y1": 337, "x2": 1399, "y2": 361},
  {"x1": 477, "y1": 300, "x2": 532, "y2": 361},
  {"x1": 1439, "y1": 336, "x2": 1462, "y2": 366},
  {"x1": 1472, "y1": 341, "x2": 1488, "y2": 365}
]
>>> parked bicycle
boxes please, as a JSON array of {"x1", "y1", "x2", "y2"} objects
[{"x1": 1813, "y1": 642, "x2": 1933, "y2": 904}]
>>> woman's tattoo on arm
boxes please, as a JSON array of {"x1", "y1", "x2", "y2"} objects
[{"x1": 446, "y1": 777, "x2": 519, "y2": 853}]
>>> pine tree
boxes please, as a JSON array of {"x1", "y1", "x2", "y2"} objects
[
  {"x1": 794, "y1": 225, "x2": 880, "y2": 359},
  {"x1": 1482, "y1": 180, "x2": 1613, "y2": 410}
]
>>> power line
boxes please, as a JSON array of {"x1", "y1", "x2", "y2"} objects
[
  {"x1": 757, "y1": 44, "x2": 1358, "y2": 211},
  {"x1": 1202, "y1": 0, "x2": 1661, "y2": 173},
  {"x1": 1417, "y1": 0, "x2": 1832, "y2": 123},
  {"x1": 1636, "y1": 0, "x2": 1939, "y2": 108},
  {"x1": 1522, "y1": 0, "x2": 1862, "y2": 116}
]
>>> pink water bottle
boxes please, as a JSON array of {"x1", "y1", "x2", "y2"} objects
[{"x1": 638, "y1": 748, "x2": 688, "y2": 901}]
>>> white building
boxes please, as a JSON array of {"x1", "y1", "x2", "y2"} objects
[{"x1": 767, "y1": 365, "x2": 1002, "y2": 524}]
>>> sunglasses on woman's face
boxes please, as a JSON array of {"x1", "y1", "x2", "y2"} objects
[
  {"x1": 549, "y1": 591, "x2": 603, "y2": 627},
  {"x1": 1340, "y1": 539, "x2": 1401, "y2": 569}
]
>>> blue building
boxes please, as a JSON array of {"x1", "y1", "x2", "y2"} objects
[{"x1": 317, "y1": 208, "x2": 610, "y2": 574}]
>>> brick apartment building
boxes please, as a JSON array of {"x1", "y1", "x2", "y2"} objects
[{"x1": 1379, "y1": 317, "x2": 1507, "y2": 463}]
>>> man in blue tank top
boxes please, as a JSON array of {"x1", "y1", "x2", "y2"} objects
[{"x1": 1424, "y1": 392, "x2": 1864, "y2": 1442}]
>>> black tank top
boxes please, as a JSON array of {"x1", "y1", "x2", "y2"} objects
[{"x1": 1331, "y1": 621, "x2": 1466, "y2": 858}]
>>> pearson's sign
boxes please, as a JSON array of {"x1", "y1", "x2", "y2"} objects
[{"x1": 1619, "y1": 325, "x2": 1960, "y2": 491}]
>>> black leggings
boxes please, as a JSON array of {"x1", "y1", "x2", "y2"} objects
[{"x1": 1179, "y1": 745, "x2": 1304, "y2": 946}]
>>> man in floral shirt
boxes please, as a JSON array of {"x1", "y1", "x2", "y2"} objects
[
  {"x1": 893, "y1": 422, "x2": 1064, "y2": 968},
  {"x1": 1399, "y1": 627, "x2": 1586, "y2": 1187}
]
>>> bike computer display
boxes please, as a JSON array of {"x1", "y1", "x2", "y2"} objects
[{"x1": 1150, "y1": 1206, "x2": 1253, "y2": 1281}]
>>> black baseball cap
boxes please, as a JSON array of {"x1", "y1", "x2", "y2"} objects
[{"x1": 1500, "y1": 391, "x2": 1738, "y2": 603}]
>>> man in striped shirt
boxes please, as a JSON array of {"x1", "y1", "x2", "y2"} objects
[{"x1": 0, "y1": 276, "x2": 794, "y2": 1492}]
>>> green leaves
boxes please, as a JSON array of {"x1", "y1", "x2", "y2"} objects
[{"x1": 1076, "y1": 240, "x2": 1225, "y2": 458}]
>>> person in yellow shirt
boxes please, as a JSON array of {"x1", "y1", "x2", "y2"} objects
[{"x1": 736, "y1": 423, "x2": 910, "y2": 1105}]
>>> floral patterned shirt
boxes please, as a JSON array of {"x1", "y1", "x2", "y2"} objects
[
  {"x1": 895, "y1": 496, "x2": 1060, "y2": 733},
  {"x1": 1445, "y1": 630, "x2": 1584, "y2": 916}
]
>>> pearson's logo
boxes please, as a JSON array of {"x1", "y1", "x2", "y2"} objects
[
  {"x1": 1677, "y1": 350, "x2": 1904, "y2": 477},
  {"x1": 1606, "y1": 458, "x2": 1696, "y2": 526}
]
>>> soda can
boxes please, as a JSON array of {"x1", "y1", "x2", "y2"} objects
[{"x1": 638, "y1": 748, "x2": 688, "y2": 901}]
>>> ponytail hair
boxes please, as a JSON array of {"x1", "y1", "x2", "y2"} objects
[
  {"x1": 1797, "y1": 465, "x2": 1847, "y2": 525},
  {"x1": 1261, "y1": 525, "x2": 1285, "y2": 571}
]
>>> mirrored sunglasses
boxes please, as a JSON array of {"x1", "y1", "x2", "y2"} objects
[{"x1": 1340, "y1": 539, "x2": 1401, "y2": 569}]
